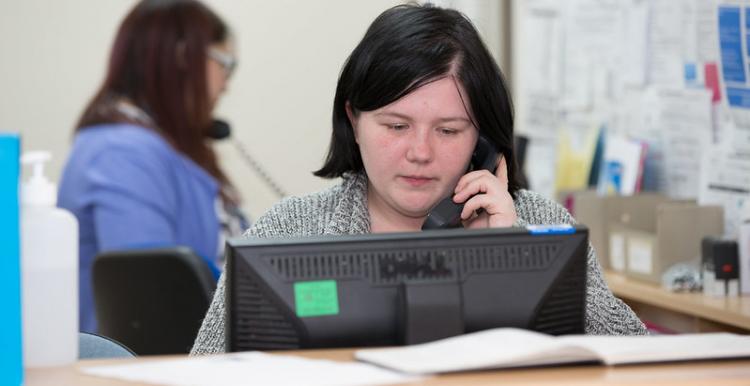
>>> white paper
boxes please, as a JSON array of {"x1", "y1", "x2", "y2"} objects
[
  {"x1": 627, "y1": 236, "x2": 653, "y2": 275},
  {"x1": 698, "y1": 144, "x2": 750, "y2": 237},
  {"x1": 656, "y1": 88, "x2": 713, "y2": 199},
  {"x1": 356, "y1": 327, "x2": 750, "y2": 374},
  {"x1": 516, "y1": 0, "x2": 564, "y2": 153},
  {"x1": 523, "y1": 93, "x2": 560, "y2": 139},
  {"x1": 558, "y1": 333, "x2": 749, "y2": 364},
  {"x1": 561, "y1": 0, "x2": 623, "y2": 111},
  {"x1": 81, "y1": 352, "x2": 422, "y2": 386},
  {"x1": 619, "y1": 0, "x2": 649, "y2": 88},
  {"x1": 728, "y1": 121, "x2": 750, "y2": 154},
  {"x1": 647, "y1": 0, "x2": 687, "y2": 86},
  {"x1": 523, "y1": 2, "x2": 563, "y2": 96},
  {"x1": 356, "y1": 329, "x2": 591, "y2": 374},
  {"x1": 609, "y1": 233, "x2": 626, "y2": 271},
  {"x1": 694, "y1": 0, "x2": 720, "y2": 64}
]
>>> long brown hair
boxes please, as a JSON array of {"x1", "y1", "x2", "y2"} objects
[{"x1": 77, "y1": 0, "x2": 232, "y2": 193}]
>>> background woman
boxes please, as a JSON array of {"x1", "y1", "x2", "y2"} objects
[{"x1": 58, "y1": 0, "x2": 246, "y2": 333}]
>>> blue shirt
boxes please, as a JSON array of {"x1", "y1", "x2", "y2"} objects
[{"x1": 58, "y1": 124, "x2": 221, "y2": 333}]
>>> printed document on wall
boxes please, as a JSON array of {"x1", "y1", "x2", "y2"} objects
[
  {"x1": 647, "y1": 0, "x2": 687, "y2": 86},
  {"x1": 683, "y1": 0, "x2": 720, "y2": 87},
  {"x1": 699, "y1": 143, "x2": 750, "y2": 237},
  {"x1": 719, "y1": 2, "x2": 750, "y2": 130},
  {"x1": 657, "y1": 88, "x2": 713, "y2": 199},
  {"x1": 561, "y1": 0, "x2": 622, "y2": 111},
  {"x1": 619, "y1": 0, "x2": 649, "y2": 89},
  {"x1": 519, "y1": 0, "x2": 563, "y2": 139}
]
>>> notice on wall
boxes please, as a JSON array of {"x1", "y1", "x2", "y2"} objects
[
  {"x1": 518, "y1": 0, "x2": 563, "y2": 140},
  {"x1": 657, "y1": 88, "x2": 713, "y2": 199},
  {"x1": 647, "y1": 0, "x2": 688, "y2": 86},
  {"x1": 699, "y1": 143, "x2": 750, "y2": 237},
  {"x1": 719, "y1": 4, "x2": 750, "y2": 128}
]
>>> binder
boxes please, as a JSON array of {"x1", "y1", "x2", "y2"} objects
[{"x1": 0, "y1": 133, "x2": 23, "y2": 385}]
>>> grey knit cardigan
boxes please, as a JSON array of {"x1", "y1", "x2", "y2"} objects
[{"x1": 191, "y1": 173, "x2": 647, "y2": 355}]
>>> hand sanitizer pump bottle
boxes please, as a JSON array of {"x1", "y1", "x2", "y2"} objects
[{"x1": 20, "y1": 151, "x2": 78, "y2": 367}]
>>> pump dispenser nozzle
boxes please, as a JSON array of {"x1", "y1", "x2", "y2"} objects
[{"x1": 21, "y1": 151, "x2": 56, "y2": 206}]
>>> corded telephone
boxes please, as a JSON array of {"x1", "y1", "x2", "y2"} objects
[{"x1": 421, "y1": 134, "x2": 500, "y2": 230}]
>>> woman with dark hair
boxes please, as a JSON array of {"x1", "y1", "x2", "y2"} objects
[
  {"x1": 192, "y1": 3, "x2": 646, "y2": 355},
  {"x1": 58, "y1": 0, "x2": 247, "y2": 333}
]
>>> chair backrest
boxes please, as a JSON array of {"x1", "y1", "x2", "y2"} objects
[
  {"x1": 92, "y1": 247, "x2": 217, "y2": 355},
  {"x1": 78, "y1": 332, "x2": 136, "y2": 359}
]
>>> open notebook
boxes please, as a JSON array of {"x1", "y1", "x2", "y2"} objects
[{"x1": 355, "y1": 328, "x2": 750, "y2": 374}]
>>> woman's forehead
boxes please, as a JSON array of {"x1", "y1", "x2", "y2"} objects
[{"x1": 373, "y1": 76, "x2": 472, "y2": 120}]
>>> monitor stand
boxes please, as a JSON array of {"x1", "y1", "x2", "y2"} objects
[{"x1": 398, "y1": 281, "x2": 464, "y2": 345}]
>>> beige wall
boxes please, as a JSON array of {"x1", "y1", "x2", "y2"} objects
[{"x1": 0, "y1": 0, "x2": 508, "y2": 219}]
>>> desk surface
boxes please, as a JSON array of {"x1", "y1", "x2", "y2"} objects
[
  {"x1": 605, "y1": 270, "x2": 750, "y2": 331},
  {"x1": 26, "y1": 349, "x2": 750, "y2": 386}
]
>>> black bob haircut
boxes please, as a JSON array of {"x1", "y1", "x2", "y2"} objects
[{"x1": 314, "y1": 3, "x2": 520, "y2": 197}]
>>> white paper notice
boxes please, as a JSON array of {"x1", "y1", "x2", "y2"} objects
[
  {"x1": 524, "y1": 93, "x2": 560, "y2": 139},
  {"x1": 656, "y1": 88, "x2": 713, "y2": 199},
  {"x1": 699, "y1": 144, "x2": 750, "y2": 237},
  {"x1": 561, "y1": 0, "x2": 622, "y2": 111},
  {"x1": 619, "y1": 0, "x2": 649, "y2": 88},
  {"x1": 519, "y1": 0, "x2": 563, "y2": 140},
  {"x1": 81, "y1": 352, "x2": 422, "y2": 386},
  {"x1": 524, "y1": 2, "x2": 563, "y2": 95},
  {"x1": 647, "y1": 0, "x2": 686, "y2": 86}
]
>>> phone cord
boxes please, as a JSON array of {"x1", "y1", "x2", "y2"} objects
[{"x1": 231, "y1": 139, "x2": 288, "y2": 199}]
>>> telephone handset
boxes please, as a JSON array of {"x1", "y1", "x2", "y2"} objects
[
  {"x1": 207, "y1": 119, "x2": 232, "y2": 140},
  {"x1": 421, "y1": 134, "x2": 500, "y2": 230}
]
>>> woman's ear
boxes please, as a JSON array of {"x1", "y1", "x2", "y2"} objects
[{"x1": 345, "y1": 101, "x2": 359, "y2": 143}]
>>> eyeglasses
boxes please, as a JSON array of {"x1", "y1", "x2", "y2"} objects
[{"x1": 208, "y1": 47, "x2": 237, "y2": 79}]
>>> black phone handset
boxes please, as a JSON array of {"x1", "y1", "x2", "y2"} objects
[
  {"x1": 207, "y1": 119, "x2": 232, "y2": 140},
  {"x1": 421, "y1": 134, "x2": 500, "y2": 230}
]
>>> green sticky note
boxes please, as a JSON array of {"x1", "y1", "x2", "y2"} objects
[{"x1": 294, "y1": 280, "x2": 339, "y2": 317}]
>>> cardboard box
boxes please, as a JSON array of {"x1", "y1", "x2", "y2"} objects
[
  {"x1": 568, "y1": 191, "x2": 720, "y2": 284},
  {"x1": 621, "y1": 202, "x2": 723, "y2": 284},
  {"x1": 570, "y1": 191, "x2": 669, "y2": 271}
]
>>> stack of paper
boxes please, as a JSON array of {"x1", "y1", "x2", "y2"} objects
[
  {"x1": 81, "y1": 351, "x2": 421, "y2": 386},
  {"x1": 355, "y1": 328, "x2": 750, "y2": 375}
]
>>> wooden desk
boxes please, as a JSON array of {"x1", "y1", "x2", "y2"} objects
[
  {"x1": 25, "y1": 349, "x2": 750, "y2": 385},
  {"x1": 605, "y1": 270, "x2": 750, "y2": 333}
]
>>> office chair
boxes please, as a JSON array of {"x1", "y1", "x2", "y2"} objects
[
  {"x1": 78, "y1": 332, "x2": 135, "y2": 359},
  {"x1": 92, "y1": 247, "x2": 217, "y2": 356}
]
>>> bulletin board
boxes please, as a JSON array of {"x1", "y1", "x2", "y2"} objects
[{"x1": 511, "y1": 0, "x2": 750, "y2": 236}]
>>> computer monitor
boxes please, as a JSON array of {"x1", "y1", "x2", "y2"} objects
[{"x1": 226, "y1": 225, "x2": 588, "y2": 352}]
